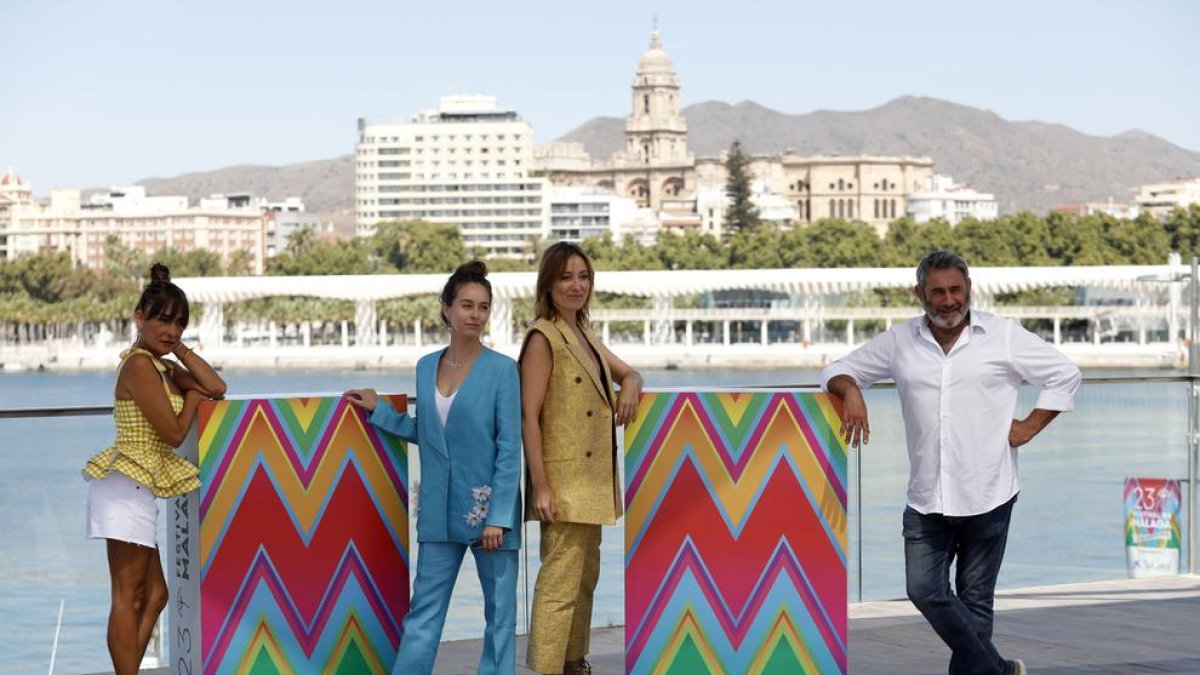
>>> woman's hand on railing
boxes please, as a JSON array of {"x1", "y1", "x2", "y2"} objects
[{"x1": 344, "y1": 388, "x2": 379, "y2": 412}]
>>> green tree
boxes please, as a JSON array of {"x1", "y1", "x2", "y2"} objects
[
  {"x1": 155, "y1": 247, "x2": 225, "y2": 277},
  {"x1": 387, "y1": 220, "x2": 466, "y2": 273},
  {"x1": 953, "y1": 217, "x2": 1022, "y2": 266},
  {"x1": 1045, "y1": 211, "x2": 1106, "y2": 265},
  {"x1": 656, "y1": 230, "x2": 727, "y2": 270},
  {"x1": 580, "y1": 233, "x2": 623, "y2": 271},
  {"x1": 801, "y1": 219, "x2": 882, "y2": 268},
  {"x1": 880, "y1": 217, "x2": 955, "y2": 267},
  {"x1": 729, "y1": 227, "x2": 785, "y2": 269},
  {"x1": 286, "y1": 225, "x2": 319, "y2": 256},
  {"x1": 1165, "y1": 204, "x2": 1200, "y2": 259},
  {"x1": 1103, "y1": 212, "x2": 1170, "y2": 264},
  {"x1": 723, "y1": 140, "x2": 760, "y2": 238},
  {"x1": 224, "y1": 249, "x2": 255, "y2": 276},
  {"x1": 614, "y1": 234, "x2": 664, "y2": 270},
  {"x1": 103, "y1": 236, "x2": 149, "y2": 282},
  {"x1": 267, "y1": 237, "x2": 378, "y2": 276}
]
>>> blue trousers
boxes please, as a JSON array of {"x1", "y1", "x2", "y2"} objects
[
  {"x1": 903, "y1": 495, "x2": 1017, "y2": 675},
  {"x1": 392, "y1": 542, "x2": 518, "y2": 675}
]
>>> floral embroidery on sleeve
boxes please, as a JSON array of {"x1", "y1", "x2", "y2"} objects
[{"x1": 464, "y1": 485, "x2": 492, "y2": 527}]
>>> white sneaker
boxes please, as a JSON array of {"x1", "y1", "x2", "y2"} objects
[{"x1": 1011, "y1": 659, "x2": 1027, "y2": 675}]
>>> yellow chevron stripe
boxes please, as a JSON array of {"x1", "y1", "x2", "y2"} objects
[
  {"x1": 287, "y1": 397, "x2": 327, "y2": 433},
  {"x1": 652, "y1": 607, "x2": 726, "y2": 675},
  {"x1": 323, "y1": 613, "x2": 388, "y2": 675},
  {"x1": 234, "y1": 620, "x2": 290, "y2": 675},
  {"x1": 746, "y1": 607, "x2": 818, "y2": 675},
  {"x1": 627, "y1": 398, "x2": 846, "y2": 555},
  {"x1": 201, "y1": 405, "x2": 407, "y2": 557}
]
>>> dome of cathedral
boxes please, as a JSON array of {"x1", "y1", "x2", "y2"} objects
[{"x1": 637, "y1": 30, "x2": 675, "y2": 74}]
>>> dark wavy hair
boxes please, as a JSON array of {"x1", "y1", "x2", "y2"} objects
[
  {"x1": 137, "y1": 263, "x2": 190, "y2": 327},
  {"x1": 439, "y1": 260, "x2": 491, "y2": 326},
  {"x1": 533, "y1": 241, "x2": 594, "y2": 326}
]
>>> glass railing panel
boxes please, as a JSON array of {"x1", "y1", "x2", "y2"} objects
[
  {"x1": 0, "y1": 413, "x2": 116, "y2": 675},
  {"x1": 854, "y1": 378, "x2": 1192, "y2": 601}
]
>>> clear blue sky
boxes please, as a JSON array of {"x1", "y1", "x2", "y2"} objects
[{"x1": 3, "y1": 0, "x2": 1197, "y2": 194}]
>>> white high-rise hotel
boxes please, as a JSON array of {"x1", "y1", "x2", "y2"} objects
[{"x1": 354, "y1": 96, "x2": 548, "y2": 257}]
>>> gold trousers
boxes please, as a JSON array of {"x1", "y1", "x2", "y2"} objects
[{"x1": 526, "y1": 521, "x2": 602, "y2": 674}]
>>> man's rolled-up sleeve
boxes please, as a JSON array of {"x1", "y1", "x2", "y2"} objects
[
  {"x1": 819, "y1": 330, "x2": 897, "y2": 392},
  {"x1": 1009, "y1": 321, "x2": 1082, "y2": 412}
]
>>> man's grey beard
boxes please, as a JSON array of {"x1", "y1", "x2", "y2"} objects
[{"x1": 923, "y1": 294, "x2": 970, "y2": 330}]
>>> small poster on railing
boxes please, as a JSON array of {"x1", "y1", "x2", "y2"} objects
[{"x1": 1124, "y1": 477, "x2": 1181, "y2": 578}]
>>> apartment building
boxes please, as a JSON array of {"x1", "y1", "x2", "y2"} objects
[{"x1": 355, "y1": 96, "x2": 548, "y2": 258}]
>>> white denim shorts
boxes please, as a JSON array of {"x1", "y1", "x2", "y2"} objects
[{"x1": 86, "y1": 471, "x2": 158, "y2": 548}]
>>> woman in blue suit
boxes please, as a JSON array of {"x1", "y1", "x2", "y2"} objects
[{"x1": 346, "y1": 260, "x2": 521, "y2": 675}]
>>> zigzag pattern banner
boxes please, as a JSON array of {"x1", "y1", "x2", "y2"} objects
[
  {"x1": 191, "y1": 396, "x2": 410, "y2": 675},
  {"x1": 625, "y1": 391, "x2": 848, "y2": 675}
]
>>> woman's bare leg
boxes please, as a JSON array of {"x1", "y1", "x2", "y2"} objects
[
  {"x1": 106, "y1": 539, "x2": 155, "y2": 675},
  {"x1": 136, "y1": 549, "x2": 169, "y2": 660}
]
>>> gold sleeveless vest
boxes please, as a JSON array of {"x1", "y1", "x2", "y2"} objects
[{"x1": 522, "y1": 317, "x2": 622, "y2": 525}]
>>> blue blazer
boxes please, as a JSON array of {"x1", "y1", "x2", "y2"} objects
[{"x1": 369, "y1": 347, "x2": 522, "y2": 550}]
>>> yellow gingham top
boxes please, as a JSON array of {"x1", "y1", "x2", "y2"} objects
[{"x1": 81, "y1": 348, "x2": 201, "y2": 498}]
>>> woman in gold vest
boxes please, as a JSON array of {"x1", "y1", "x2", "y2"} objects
[{"x1": 521, "y1": 241, "x2": 643, "y2": 675}]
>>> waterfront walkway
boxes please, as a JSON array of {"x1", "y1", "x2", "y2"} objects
[
  {"x1": 90, "y1": 575, "x2": 1200, "y2": 674},
  {"x1": 435, "y1": 575, "x2": 1200, "y2": 675}
]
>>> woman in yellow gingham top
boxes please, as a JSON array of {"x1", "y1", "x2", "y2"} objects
[
  {"x1": 83, "y1": 263, "x2": 226, "y2": 675},
  {"x1": 83, "y1": 348, "x2": 201, "y2": 496}
]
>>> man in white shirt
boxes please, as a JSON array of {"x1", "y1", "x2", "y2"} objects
[{"x1": 821, "y1": 250, "x2": 1080, "y2": 675}]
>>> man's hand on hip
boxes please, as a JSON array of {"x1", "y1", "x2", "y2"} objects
[{"x1": 1009, "y1": 408, "x2": 1061, "y2": 448}]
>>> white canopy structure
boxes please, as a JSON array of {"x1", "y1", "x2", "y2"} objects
[
  {"x1": 175, "y1": 263, "x2": 1187, "y2": 349},
  {"x1": 177, "y1": 265, "x2": 1179, "y2": 303}
]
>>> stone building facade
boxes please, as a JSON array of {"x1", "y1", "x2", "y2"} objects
[{"x1": 536, "y1": 30, "x2": 934, "y2": 238}]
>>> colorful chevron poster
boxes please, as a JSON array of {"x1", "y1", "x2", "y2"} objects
[
  {"x1": 175, "y1": 395, "x2": 410, "y2": 675},
  {"x1": 625, "y1": 391, "x2": 848, "y2": 675}
]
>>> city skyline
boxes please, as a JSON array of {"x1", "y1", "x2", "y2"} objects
[{"x1": 3, "y1": 0, "x2": 1197, "y2": 194}]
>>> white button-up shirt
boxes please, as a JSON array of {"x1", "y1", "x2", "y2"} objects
[{"x1": 820, "y1": 310, "x2": 1081, "y2": 517}]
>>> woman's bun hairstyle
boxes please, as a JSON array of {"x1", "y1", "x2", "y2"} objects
[{"x1": 439, "y1": 260, "x2": 492, "y2": 326}]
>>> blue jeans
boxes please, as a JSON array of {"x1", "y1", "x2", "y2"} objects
[{"x1": 903, "y1": 495, "x2": 1017, "y2": 675}]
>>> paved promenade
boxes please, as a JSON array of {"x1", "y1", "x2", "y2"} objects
[
  {"x1": 90, "y1": 575, "x2": 1200, "y2": 674},
  {"x1": 435, "y1": 575, "x2": 1200, "y2": 674},
  {"x1": 849, "y1": 574, "x2": 1200, "y2": 675}
]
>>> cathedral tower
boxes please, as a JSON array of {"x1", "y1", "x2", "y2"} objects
[{"x1": 624, "y1": 29, "x2": 689, "y2": 166}]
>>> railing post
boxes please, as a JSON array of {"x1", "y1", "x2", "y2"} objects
[{"x1": 1190, "y1": 258, "x2": 1198, "y2": 574}]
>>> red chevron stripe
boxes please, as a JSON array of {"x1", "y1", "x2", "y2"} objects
[
  {"x1": 626, "y1": 456, "x2": 845, "y2": 629},
  {"x1": 204, "y1": 546, "x2": 404, "y2": 666},
  {"x1": 202, "y1": 465, "x2": 407, "y2": 656},
  {"x1": 625, "y1": 541, "x2": 846, "y2": 672}
]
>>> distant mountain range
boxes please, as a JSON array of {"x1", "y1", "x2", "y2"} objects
[
  {"x1": 128, "y1": 96, "x2": 1200, "y2": 215},
  {"x1": 131, "y1": 155, "x2": 354, "y2": 216}
]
